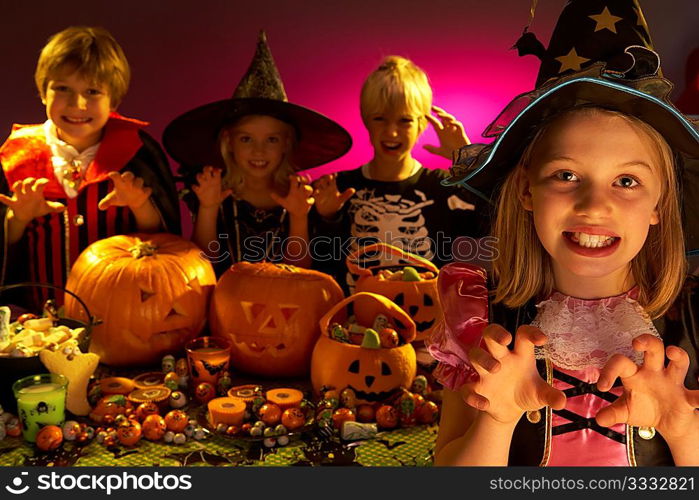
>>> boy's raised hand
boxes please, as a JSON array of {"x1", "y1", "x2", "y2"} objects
[
  {"x1": 596, "y1": 334, "x2": 699, "y2": 443},
  {"x1": 460, "y1": 324, "x2": 566, "y2": 425},
  {"x1": 423, "y1": 105, "x2": 471, "y2": 160},
  {"x1": 0, "y1": 177, "x2": 65, "y2": 222},
  {"x1": 98, "y1": 171, "x2": 153, "y2": 211},
  {"x1": 191, "y1": 166, "x2": 232, "y2": 209},
  {"x1": 312, "y1": 173, "x2": 355, "y2": 219},
  {"x1": 271, "y1": 174, "x2": 314, "y2": 218}
]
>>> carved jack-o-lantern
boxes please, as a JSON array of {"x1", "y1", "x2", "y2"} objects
[
  {"x1": 65, "y1": 234, "x2": 217, "y2": 366},
  {"x1": 210, "y1": 262, "x2": 344, "y2": 377},
  {"x1": 311, "y1": 292, "x2": 417, "y2": 404},
  {"x1": 347, "y1": 243, "x2": 441, "y2": 341}
]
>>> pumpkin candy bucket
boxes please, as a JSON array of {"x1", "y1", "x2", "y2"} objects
[
  {"x1": 347, "y1": 243, "x2": 441, "y2": 342},
  {"x1": 64, "y1": 233, "x2": 217, "y2": 366},
  {"x1": 311, "y1": 292, "x2": 417, "y2": 405},
  {"x1": 209, "y1": 262, "x2": 344, "y2": 377}
]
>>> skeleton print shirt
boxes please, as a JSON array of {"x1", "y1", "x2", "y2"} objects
[{"x1": 313, "y1": 164, "x2": 489, "y2": 293}]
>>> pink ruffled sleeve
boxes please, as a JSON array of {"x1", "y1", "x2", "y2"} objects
[{"x1": 427, "y1": 262, "x2": 489, "y2": 391}]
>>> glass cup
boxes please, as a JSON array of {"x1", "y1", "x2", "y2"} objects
[
  {"x1": 185, "y1": 336, "x2": 232, "y2": 387},
  {"x1": 12, "y1": 373, "x2": 68, "y2": 443}
]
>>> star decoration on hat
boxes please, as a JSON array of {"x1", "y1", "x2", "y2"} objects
[
  {"x1": 589, "y1": 6, "x2": 623, "y2": 33},
  {"x1": 556, "y1": 47, "x2": 590, "y2": 73}
]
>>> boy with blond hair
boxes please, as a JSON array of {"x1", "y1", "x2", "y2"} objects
[
  {"x1": 0, "y1": 26, "x2": 179, "y2": 289},
  {"x1": 313, "y1": 56, "x2": 488, "y2": 293}
]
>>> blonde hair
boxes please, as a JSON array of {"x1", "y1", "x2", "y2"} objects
[
  {"x1": 493, "y1": 107, "x2": 686, "y2": 318},
  {"x1": 360, "y1": 55, "x2": 432, "y2": 131},
  {"x1": 35, "y1": 26, "x2": 130, "y2": 107},
  {"x1": 218, "y1": 116, "x2": 297, "y2": 197}
]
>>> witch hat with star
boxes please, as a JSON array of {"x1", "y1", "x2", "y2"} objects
[
  {"x1": 445, "y1": 0, "x2": 699, "y2": 253},
  {"x1": 163, "y1": 30, "x2": 351, "y2": 172}
]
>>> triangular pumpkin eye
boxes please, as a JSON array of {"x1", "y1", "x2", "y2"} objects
[
  {"x1": 140, "y1": 290, "x2": 155, "y2": 302},
  {"x1": 166, "y1": 308, "x2": 182, "y2": 318},
  {"x1": 393, "y1": 293, "x2": 405, "y2": 306},
  {"x1": 423, "y1": 294, "x2": 434, "y2": 306},
  {"x1": 381, "y1": 362, "x2": 392, "y2": 376},
  {"x1": 348, "y1": 360, "x2": 360, "y2": 373}
]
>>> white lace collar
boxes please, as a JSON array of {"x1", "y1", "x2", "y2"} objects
[
  {"x1": 44, "y1": 120, "x2": 100, "y2": 198},
  {"x1": 530, "y1": 289, "x2": 660, "y2": 370}
]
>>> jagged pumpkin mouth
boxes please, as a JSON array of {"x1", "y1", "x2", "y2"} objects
[
  {"x1": 347, "y1": 385, "x2": 399, "y2": 403},
  {"x1": 415, "y1": 319, "x2": 435, "y2": 331}
]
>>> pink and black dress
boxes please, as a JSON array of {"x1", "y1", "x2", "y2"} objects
[{"x1": 428, "y1": 263, "x2": 698, "y2": 466}]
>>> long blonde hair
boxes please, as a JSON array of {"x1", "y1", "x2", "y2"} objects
[
  {"x1": 493, "y1": 107, "x2": 686, "y2": 318},
  {"x1": 218, "y1": 115, "x2": 297, "y2": 197}
]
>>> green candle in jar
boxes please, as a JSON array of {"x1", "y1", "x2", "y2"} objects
[{"x1": 13, "y1": 374, "x2": 68, "y2": 443}]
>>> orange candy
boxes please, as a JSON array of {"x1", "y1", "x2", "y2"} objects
[
  {"x1": 280, "y1": 407, "x2": 306, "y2": 430},
  {"x1": 141, "y1": 414, "x2": 167, "y2": 441},
  {"x1": 36, "y1": 425, "x2": 63, "y2": 451},
  {"x1": 375, "y1": 405, "x2": 398, "y2": 429},
  {"x1": 258, "y1": 403, "x2": 282, "y2": 426},
  {"x1": 117, "y1": 421, "x2": 142, "y2": 446},
  {"x1": 332, "y1": 408, "x2": 356, "y2": 430},
  {"x1": 164, "y1": 410, "x2": 188, "y2": 433}
]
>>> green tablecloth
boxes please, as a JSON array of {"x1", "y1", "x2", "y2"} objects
[{"x1": 0, "y1": 424, "x2": 437, "y2": 467}]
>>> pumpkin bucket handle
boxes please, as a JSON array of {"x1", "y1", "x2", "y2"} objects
[
  {"x1": 319, "y1": 291, "x2": 417, "y2": 344},
  {"x1": 346, "y1": 242, "x2": 439, "y2": 277},
  {"x1": 0, "y1": 281, "x2": 98, "y2": 327}
]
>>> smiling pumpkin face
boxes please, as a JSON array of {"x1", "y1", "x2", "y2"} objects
[
  {"x1": 311, "y1": 292, "x2": 417, "y2": 404},
  {"x1": 347, "y1": 243, "x2": 441, "y2": 341},
  {"x1": 210, "y1": 262, "x2": 344, "y2": 377}
]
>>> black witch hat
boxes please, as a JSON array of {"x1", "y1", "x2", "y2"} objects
[
  {"x1": 163, "y1": 31, "x2": 352, "y2": 171},
  {"x1": 445, "y1": 0, "x2": 699, "y2": 253}
]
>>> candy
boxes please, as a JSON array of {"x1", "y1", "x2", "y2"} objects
[
  {"x1": 332, "y1": 408, "x2": 356, "y2": 430},
  {"x1": 195, "y1": 383, "x2": 216, "y2": 404},
  {"x1": 375, "y1": 405, "x2": 398, "y2": 429},
  {"x1": 36, "y1": 425, "x2": 63, "y2": 451},
  {"x1": 169, "y1": 391, "x2": 188, "y2": 409},
  {"x1": 378, "y1": 328, "x2": 400, "y2": 348},
  {"x1": 161, "y1": 354, "x2": 176, "y2": 374},
  {"x1": 341, "y1": 421, "x2": 378, "y2": 441},
  {"x1": 141, "y1": 415, "x2": 166, "y2": 441},
  {"x1": 402, "y1": 266, "x2": 421, "y2": 281},
  {"x1": 360, "y1": 329, "x2": 381, "y2": 349},
  {"x1": 258, "y1": 403, "x2": 282, "y2": 426},
  {"x1": 164, "y1": 410, "x2": 188, "y2": 433},
  {"x1": 281, "y1": 407, "x2": 305, "y2": 430}
]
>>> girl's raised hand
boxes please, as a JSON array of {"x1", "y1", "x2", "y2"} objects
[
  {"x1": 423, "y1": 105, "x2": 471, "y2": 160},
  {"x1": 191, "y1": 166, "x2": 232, "y2": 209},
  {"x1": 271, "y1": 174, "x2": 314, "y2": 218},
  {"x1": 461, "y1": 324, "x2": 566, "y2": 425},
  {"x1": 0, "y1": 177, "x2": 65, "y2": 222},
  {"x1": 98, "y1": 171, "x2": 153, "y2": 211},
  {"x1": 596, "y1": 334, "x2": 699, "y2": 443},
  {"x1": 312, "y1": 173, "x2": 355, "y2": 219}
]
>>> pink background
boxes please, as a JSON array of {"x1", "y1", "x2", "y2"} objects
[{"x1": 2, "y1": 0, "x2": 696, "y2": 235}]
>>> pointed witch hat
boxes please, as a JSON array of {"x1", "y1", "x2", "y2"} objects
[
  {"x1": 444, "y1": 0, "x2": 699, "y2": 252},
  {"x1": 163, "y1": 31, "x2": 352, "y2": 171}
]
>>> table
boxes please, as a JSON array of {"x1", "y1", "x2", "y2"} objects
[{"x1": 0, "y1": 424, "x2": 437, "y2": 467}]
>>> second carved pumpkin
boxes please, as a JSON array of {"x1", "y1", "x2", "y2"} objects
[{"x1": 209, "y1": 262, "x2": 344, "y2": 377}]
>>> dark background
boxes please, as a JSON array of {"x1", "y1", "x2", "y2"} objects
[{"x1": 1, "y1": 0, "x2": 696, "y2": 235}]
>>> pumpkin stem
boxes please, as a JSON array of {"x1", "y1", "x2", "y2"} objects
[{"x1": 129, "y1": 240, "x2": 158, "y2": 259}]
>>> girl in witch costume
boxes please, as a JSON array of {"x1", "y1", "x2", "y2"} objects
[
  {"x1": 0, "y1": 27, "x2": 180, "y2": 291},
  {"x1": 163, "y1": 31, "x2": 350, "y2": 274},
  {"x1": 431, "y1": 1, "x2": 699, "y2": 466}
]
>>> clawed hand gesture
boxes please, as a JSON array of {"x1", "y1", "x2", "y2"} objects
[
  {"x1": 461, "y1": 324, "x2": 566, "y2": 425},
  {"x1": 312, "y1": 173, "x2": 355, "y2": 219},
  {"x1": 271, "y1": 174, "x2": 314, "y2": 218},
  {"x1": 461, "y1": 325, "x2": 698, "y2": 444},
  {"x1": 596, "y1": 334, "x2": 699, "y2": 442},
  {"x1": 191, "y1": 166, "x2": 232, "y2": 209},
  {"x1": 98, "y1": 171, "x2": 153, "y2": 211},
  {"x1": 423, "y1": 105, "x2": 470, "y2": 160},
  {"x1": 0, "y1": 177, "x2": 65, "y2": 223}
]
